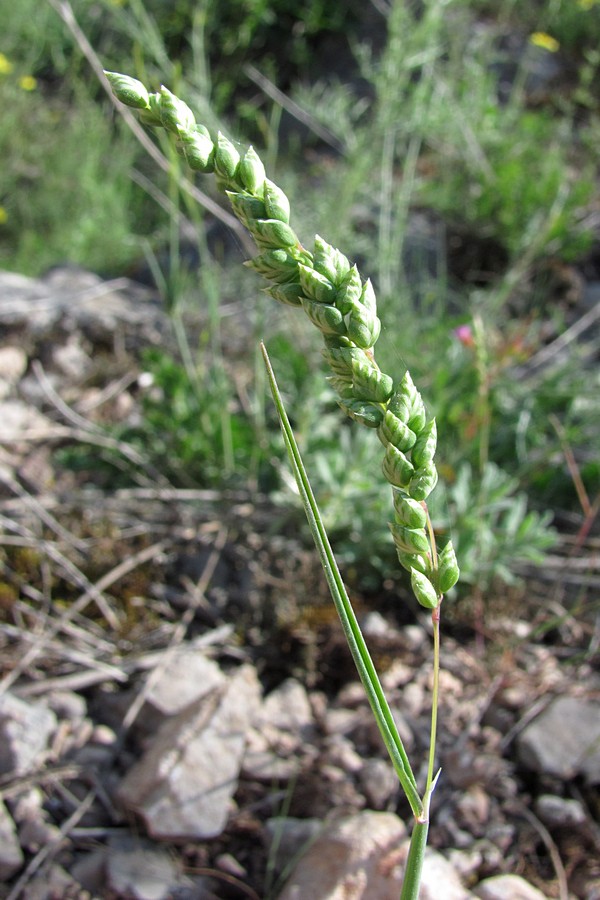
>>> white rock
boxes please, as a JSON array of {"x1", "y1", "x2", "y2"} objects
[
  {"x1": 0, "y1": 692, "x2": 56, "y2": 776},
  {"x1": 144, "y1": 647, "x2": 225, "y2": 718},
  {"x1": 535, "y1": 793, "x2": 587, "y2": 828},
  {"x1": 323, "y1": 706, "x2": 364, "y2": 736},
  {"x1": 243, "y1": 678, "x2": 314, "y2": 781},
  {"x1": 516, "y1": 696, "x2": 600, "y2": 783},
  {"x1": 358, "y1": 757, "x2": 399, "y2": 810},
  {"x1": 0, "y1": 345, "x2": 27, "y2": 382},
  {"x1": 473, "y1": 873, "x2": 550, "y2": 900},
  {"x1": 70, "y1": 847, "x2": 108, "y2": 894},
  {"x1": 0, "y1": 346, "x2": 27, "y2": 399},
  {"x1": 10, "y1": 786, "x2": 45, "y2": 822},
  {"x1": 262, "y1": 678, "x2": 313, "y2": 731},
  {"x1": 448, "y1": 847, "x2": 484, "y2": 880},
  {"x1": 0, "y1": 400, "x2": 54, "y2": 440},
  {"x1": 19, "y1": 815, "x2": 62, "y2": 852},
  {"x1": 91, "y1": 723, "x2": 118, "y2": 746},
  {"x1": 265, "y1": 816, "x2": 324, "y2": 870},
  {"x1": 417, "y1": 844, "x2": 475, "y2": 900},
  {"x1": 52, "y1": 335, "x2": 92, "y2": 380},
  {"x1": 106, "y1": 833, "x2": 179, "y2": 900},
  {"x1": 325, "y1": 734, "x2": 364, "y2": 774},
  {"x1": 336, "y1": 682, "x2": 369, "y2": 708},
  {"x1": 360, "y1": 611, "x2": 393, "y2": 638},
  {"x1": 118, "y1": 664, "x2": 261, "y2": 839},
  {"x1": 277, "y1": 810, "x2": 408, "y2": 900},
  {"x1": 0, "y1": 268, "x2": 165, "y2": 346},
  {"x1": 403, "y1": 624, "x2": 428, "y2": 649},
  {"x1": 20, "y1": 863, "x2": 81, "y2": 899},
  {"x1": 0, "y1": 799, "x2": 24, "y2": 880},
  {"x1": 276, "y1": 809, "x2": 474, "y2": 900},
  {"x1": 45, "y1": 690, "x2": 87, "y2": 721},
  {"x1": 11, "y1": 784, "x2": 61, "y2": 852}
]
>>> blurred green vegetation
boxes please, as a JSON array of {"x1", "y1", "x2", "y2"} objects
[{"x1": 2, "y1": 0, "x2": 599, "y2": 600}]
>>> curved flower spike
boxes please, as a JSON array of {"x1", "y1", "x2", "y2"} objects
[{"x1": 104, "y1": 71, "x2": 459, "y2": 611}]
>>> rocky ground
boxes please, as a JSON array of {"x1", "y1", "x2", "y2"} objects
[{"x1": 0, "y1": 266, "x2": 599, "y2": 899}]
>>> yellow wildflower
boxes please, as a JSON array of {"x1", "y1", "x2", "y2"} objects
[
  {"x1": 578, "y1": 0, "x2": 598, "y2": 8},
  {"x1": 0, "y1": 207, "x2": 8, "y2": 225},
  {"x1": 530, "y1": 32, "x2": 560, "y2": 53},
  {"x1": 0, "y1": 53, "x2": 13, "y2": 75},
  {"x1": 18, "y1": 75, "x2": 37, "y2": 91}
]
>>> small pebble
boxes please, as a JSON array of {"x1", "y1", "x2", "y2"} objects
[{"x1": 535, "y1": 793, "x2": 587, "y2": 828}]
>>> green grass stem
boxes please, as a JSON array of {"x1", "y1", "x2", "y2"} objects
[{"x1": 261, "y1": 343, "x2": 421, "y2": 809}]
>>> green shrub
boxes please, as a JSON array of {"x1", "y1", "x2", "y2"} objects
[{"x1": 0, "y1": 77, "x2": 141, "y2": 273}]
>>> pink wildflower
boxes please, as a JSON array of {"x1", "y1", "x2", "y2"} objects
[{"x1": 454, "y1": 324, "x2": 475, "y2": 348}]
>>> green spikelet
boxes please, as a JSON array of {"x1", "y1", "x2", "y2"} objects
[
  {"x1": 323, "y1": 344, "x2": 371, "y2": 377},
  {"x1": 226, "y1": 192, "x2": 267, "y2": 226},
  {"x1": 347, "y1": 307, "x2": 381, "y2": 350},
  {"x1": 245, "y1": 249, "x2": 300, "y2": 283},
  {"x1": 263, "y1": 179, "x2": 291, "y2": 224},
  {"x1": 335, "y1": 265, "x2": 363, "y2": 314},
  {"x1": 264, "y1": 283, "x2": 304, "y2": 307},
  {"x1": 437, "y1": 542, "x2": 460, "y2": 593},
  {"x1": 327, "y1": 375, "x2": 356, "y2": 401},
  {"x1": 103, "y1": 71, "x2": 150, "y2": 109},
  {"x1": 409, "y1": 462, "x2": 439, "y2": 501},
  {"x1": 302, "y1": 298, "x2": 346, "y2": 336},
  {"x1": 411, "y1": 418, "x2": 437, "y2": 468},
  {"x1": 411, "y1": 570, "x2": 439, "y2": 610},
  {"x1": 214, "y1": 132, "x2": 241, "y2": 182},
  {"x1": 338, "y1": 398, "x2": 384, "y2": 428},
  {"x1": 249, "y1": 219, "x2": 299, "y2": 250},
  {"x1": 396, "y1": 550, "x2": 431, "y2": 577},
  {"x1": 351, "y1": 358, "x2": 394, "y2": 403},
  {"x1": 158, "y1": 85, "x2": 195, "y2": 133},
  {"x1": 238, "y1": 146, "x2": 266, "y2": 194},
  {"x1": 393, "y1": 493, "x2": 428, "y2": 529},
  {"x1": 313, "y1": 235, "x2": 351, "y2": 286},
  {"x1": 378, "y1": 410, "x2": 417, "y2": 453},
  {"x1": 298, "y1": 264, "x2": 337, "y2": 304},
  {"x1": 346, "y1": 279, "x2": 381, "y2": 349},
  {"x1": 389, "y1": 523, "x2": 430, "y2": 556},
  {"x1": 383, "y1": 444, "x2": 415, "y2": 489},
  {"x1": 139, "y1": 93, "x2": 163, "y2": 127},
  {"x1": 388, "y1": 371, "x2": 419, "y2": 424},
  {"x1": 178, "y1": 127, "x2": 215, "y2": 172}
]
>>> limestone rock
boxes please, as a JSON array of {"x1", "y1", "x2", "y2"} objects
[
  {"x1": 276, "y1": 810, "x2": 476, "y2": 899},
  {"x1": 106, "y1": 833, "x2": 179, "y2": 900},
  {"x1": 0, "y1": 799, "x2": 24, "y2": 880},
  {"x1": 265, "y1": 816, "x2": 324, "y2": 872},
  {"x1": 0, "y1": 691, "x2": 56, "y2": 776},
  {"x1": 243, "y1": 677, "x2": 315, "y2": 781},
  {"x1": 358, "y1": 757, "x2": 399, "y2": 810},
  {"x1": 51, "y1": 335, "x2": 93, "y2": 381},
  {"x1": 473, "y1": 873, "x2": 549, "y2": 900},
  {"x1": 18, "y1": 863, "x2": 83, "y2": 899},
  {"x1": 118, "y1": 664, "x2": 261, "y2": 839},
  {"x1": 417, "y1": 844, "x2": 475, "y2": 900},
  {"x1": 144, "y1": 646, "x2": 226, "y2": 720},
  {"x1": 0, "y1": 345, "x2": 27, "y2": 400},
  {"x1": 0, "y1": 267, "x2": 166, "y2": 350},
  {"x1": 534, "y1": 793, "x2": 587, "y2": 828},
  {"x1": 516, "y1": 696, "x2": 600, "y2": 783},
  {"x1": 11, "y1": 786, "x2": 61, "y2": 852},
  {"x1": 276, "y1": 810, "x2": 408, "y2": 900},
  {"x1": 0, "y1": 399, "x2": 54, "y2": 440}
]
